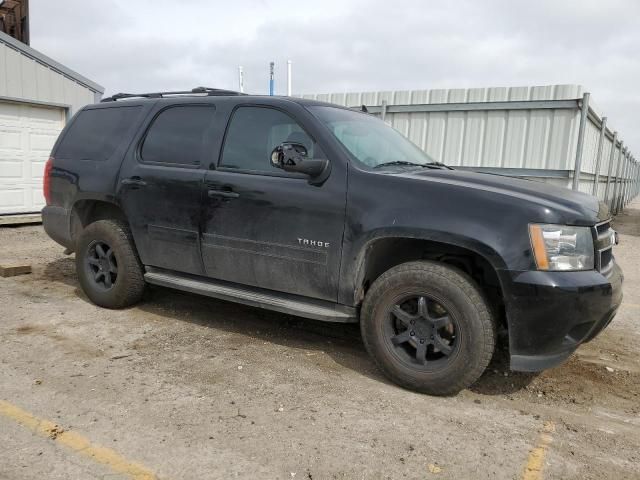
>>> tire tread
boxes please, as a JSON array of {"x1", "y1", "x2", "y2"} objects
[
  {"x1": 360, "y1": 260, "x2": 496, "y2": 395},
  {"x1": 76, "y1": 219, "x2": 145, "y2": 309}
]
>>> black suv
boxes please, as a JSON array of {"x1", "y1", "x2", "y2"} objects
[{"x1": 42, "y1": 88, "x2": 623, "y2": 395}]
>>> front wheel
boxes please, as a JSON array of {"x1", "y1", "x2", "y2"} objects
[{"x1": 360, "y1": 261, "x2": 496, "y2": 396}]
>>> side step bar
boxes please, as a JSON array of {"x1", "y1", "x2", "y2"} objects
[{"x1": 144, "y1": 267, "x2": 358, "y2": 323}]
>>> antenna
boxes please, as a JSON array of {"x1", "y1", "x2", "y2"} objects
[
  {"x1": 287, "y1": 60, "x2": 292, "y2": 96},
  {"x1": 269, "y1": 61, "x2": 275, "y2": 96},
  {"x1": 238, "y1": 66, "x2": 244, "y2": 93}
]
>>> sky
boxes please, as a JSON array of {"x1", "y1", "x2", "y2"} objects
[{"x1": 30, "y1": 0, "x2": 640, "y2": 153}]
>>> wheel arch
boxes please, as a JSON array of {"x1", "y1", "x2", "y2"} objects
[
  {"x1": 70, "y1": 199, "x2": 129, "y2": 245},
  {"x1": 351, "y1": 234, "x2": 507, "y2": 329}
]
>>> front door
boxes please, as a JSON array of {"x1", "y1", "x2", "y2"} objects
[
  {"x1": 201, "y1": 104, "x2": 347, "y2": 301},
  {"x1": 118, "y1": 104, "x2": 217, "y2": 275}
]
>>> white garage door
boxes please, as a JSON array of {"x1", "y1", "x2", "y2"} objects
[{"x1": 0, "y1": 101, "x2": 66, "y2": 215}]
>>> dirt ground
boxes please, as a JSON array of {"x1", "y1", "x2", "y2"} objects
[{"x1": 1, "y1": 201, "x2": 639, "y2": 480}]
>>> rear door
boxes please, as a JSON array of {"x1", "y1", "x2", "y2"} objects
[
  {"x1": 118, "y1": 103, "x2": 217, "y2": 275},
  {"x1": 200, "y1": 102, "x2": 348, "y2": 301}
]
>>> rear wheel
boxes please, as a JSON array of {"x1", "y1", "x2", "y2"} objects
[
  {"x1": 75, "y1": 219, "x2": 145, "y2": 309},
  {"x1": 360, "y1": 261, "x2": 495, "y2": 395}
]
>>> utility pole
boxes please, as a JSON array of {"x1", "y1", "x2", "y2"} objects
[
  {"x1": 238, "y1": 66, "x2": 244, "y2": 93},
  {"x1": 269, "y1": 62, "x2": 275, "y2": 96}
]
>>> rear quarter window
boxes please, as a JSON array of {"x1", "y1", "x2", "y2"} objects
[
  {"x1": 55, "y1": 106, "x2": 142, "y2": 161},
  {"x1": 140, "y1": 105, "x2": 216, "y2": 166}
]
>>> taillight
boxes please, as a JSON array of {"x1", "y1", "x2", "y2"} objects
[{"x1": 43, "y1": 157, "x2": 54, "y2": 205}]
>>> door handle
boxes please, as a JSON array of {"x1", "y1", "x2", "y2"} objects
[
  {"x1": 208, "y1": 189, "x2": 239, "y2": 199},
  {"x1": 121, "y1": 177, "x2": 147, "y2": 187}
]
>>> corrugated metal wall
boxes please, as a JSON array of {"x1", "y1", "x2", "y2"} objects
[
  {"x1": 304, "y1": 85, "x2": 581, "y2": 170},
  {"x1": 0, "y1": 34, "x2": 101, "y2": 114},
  {"x1": 300, "y1": 84, "x2": 638, "y2": 213}
]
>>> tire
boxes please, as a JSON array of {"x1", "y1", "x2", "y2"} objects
[
  {"x1": 75, "y1": 219, "x2": 145, "y2": 309},
  {"x1": 360, "y1": 260, "x2": 495, "y2": 396}
]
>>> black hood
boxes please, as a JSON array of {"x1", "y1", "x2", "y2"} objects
[{"x1": 399, "y1": 168, "x2": 608, "y2": 224}]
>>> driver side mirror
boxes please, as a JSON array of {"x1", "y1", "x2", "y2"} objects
[{"x1": 270, "y1": 142, "x2": 329, "y2": 181}]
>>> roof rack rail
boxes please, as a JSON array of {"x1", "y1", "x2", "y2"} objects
[{"x1": 101, "y1": 87, "x2": 246, "y2": 102}]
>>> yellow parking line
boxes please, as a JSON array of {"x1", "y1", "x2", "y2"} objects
[
  {"x1": 522, "y1": 421, "x2": 555, "y2": 480},
  {"x1": 0, "y1": 400, "x2": 157, "y2": 480}
]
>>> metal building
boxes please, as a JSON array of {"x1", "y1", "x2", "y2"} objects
[
  {"x1": 0, "y1": 30, "x2": 103, "y2": 215},
  {"x1": 301, "y1": 84, "x2": 639, "y2": 213}
]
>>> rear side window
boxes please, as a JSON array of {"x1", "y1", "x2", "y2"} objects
[
  {"x1": 141, "y1": 105, "x2": 216, "y2": 166},
  {"x1": 55, "y1": 106, "x2": 141, "y2": 161}
]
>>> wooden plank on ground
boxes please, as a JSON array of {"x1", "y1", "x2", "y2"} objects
[
  {"x1": 0, "y1": 214, "x2": 42, "y2": 226},
  {"x1": 0, "y1": 263, "x2": 32, "y2": 277}
]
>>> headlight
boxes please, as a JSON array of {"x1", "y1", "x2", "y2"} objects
[{"x1": 529, "y1": 224, "x2": 594, "y2": 271}]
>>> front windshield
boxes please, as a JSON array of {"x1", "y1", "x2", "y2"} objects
[{"x1": 308, "y1": 106, "x2": 437, "y2": 168}]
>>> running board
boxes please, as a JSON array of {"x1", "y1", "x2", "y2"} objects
[{"x1": 144, "y1": 267, "x2": 358, "y2": 323}]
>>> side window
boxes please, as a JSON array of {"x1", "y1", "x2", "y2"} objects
[
  {"x1": 141, "y1": 105, "x2": 216, "y2": 166},
  {"x1": 55, "y1": 106, "x2": 142, "y2": 161},
  {"x1": 220, "y1": 106, "x2": 314, "y2": 172}
]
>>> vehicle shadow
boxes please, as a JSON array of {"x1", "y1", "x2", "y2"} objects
[
  {"x1": 43, "y1": 256, "x2": 79, "y2": 287},
  {"x1": 138, "y1": 284, "x2": 387, "y2": 382},
  {"x1": 43, "y1": 256, "x2": 536, "y2": 396},
  {"x1": 469, "y1": 340, "x2": 539, "y2": 396},
  {"x1": 138, "y1": 284, "x2": 544, "y2": 396}
]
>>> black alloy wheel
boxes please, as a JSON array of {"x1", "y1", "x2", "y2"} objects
[
  {"x1": 385, "y1": 294, "x2": 458, "y2": 368},
  {"x1": 85, "y1": 240, "x2": 118, "y2": 290}
]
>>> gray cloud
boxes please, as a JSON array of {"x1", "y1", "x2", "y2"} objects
[{"x1": 30, "y1": 0, "x2": 640, "y2": 153}]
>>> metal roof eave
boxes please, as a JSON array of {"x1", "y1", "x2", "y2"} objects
[{"x1": 0, "y1": 30, "x2": 105, "y2": 94}]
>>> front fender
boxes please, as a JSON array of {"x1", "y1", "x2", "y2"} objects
[
  {"x1": 339, "y1": 227, "x2": 508, "y2": 306},
  {"x1": 338, "y1": 167, "x2": 540, "y2": 306}
]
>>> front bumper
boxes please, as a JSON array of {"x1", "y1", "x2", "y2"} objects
[{"x1": 499, "y1": 264, "x2": 623, "y2": 372}]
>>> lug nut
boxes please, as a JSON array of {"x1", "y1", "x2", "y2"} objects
[
  {"x1": 410, "y1": 331, "x2": 415, "y2": 336},
  {"x1": 420, "y1": 339, "x2": 425, "y2": 344}
]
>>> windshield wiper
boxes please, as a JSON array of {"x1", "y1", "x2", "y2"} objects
[
  {"x1": 374, "y1": 161, "x2": 425, "y2": 169},
  {"x1": 374, "y1": 160, "x2": 453, "y2": 170},
  {"x1": 424, "y1": 162, "x2": 454, "y2": 170}
]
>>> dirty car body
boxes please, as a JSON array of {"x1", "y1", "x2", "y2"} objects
[{"x1": 41, "y1": 90, "x2": 623, "y2": 394}]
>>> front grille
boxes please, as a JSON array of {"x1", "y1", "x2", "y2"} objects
[
  {"x1": 593, "y1": 220, "x2": 615, "y2": 275},
  {"x1": 596, "y1": 221, "x2": 611, "y2": 235}
]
